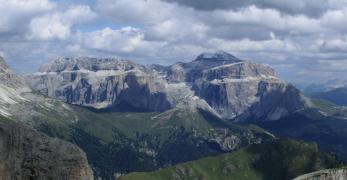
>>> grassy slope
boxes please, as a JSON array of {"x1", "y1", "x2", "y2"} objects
[
  {"x1": 18, "y1": 101, "x2": 272, "y2": 179},
  {"x1": 36, "y1": 103, "x2": 269, "y2": 145},
  {"x1": 120, "y1": 139, "x2": 342, "y2": 180},
  {"x1": 310, "y1": 98, "x2": 347, "y2": 116}
]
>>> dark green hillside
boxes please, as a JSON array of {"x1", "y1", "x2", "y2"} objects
[
  {"x1": 120, "y1": 139, "x2": 342, "y2": 180},
  {"x1": 16, "y1": 100, "x2": 273, "y2": 179}
]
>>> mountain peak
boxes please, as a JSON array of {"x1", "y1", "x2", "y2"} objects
[{"x1": 195, "y1": 51, "x2": 241, "y2": 62}]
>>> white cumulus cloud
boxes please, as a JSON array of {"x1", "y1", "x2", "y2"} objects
[{"x1": 28, "y1": 5, "x2": 97, "y2": 40}]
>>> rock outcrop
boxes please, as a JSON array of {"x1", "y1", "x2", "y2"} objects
[
  {"x1": 26, "y1": 51, "x2": 309, "y2": 121},
  {"x1": 0, "y1": 121, "x2": 93, "y2": 180},
  {"x1": 294, "y1": 167, "x2": 347, "y2": 180},
  {"x1": 0, "y1": 57, "x2": 32, "y2": 118},
  {"x1": 0, "y1": 56, "x2": 28, "y2": 90}
]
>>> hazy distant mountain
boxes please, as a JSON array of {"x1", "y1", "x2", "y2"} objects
[
  {"x1": 304, "y1": 78, "x2": 347, "y2": 95},
  {"x1": 310, "y1": 87, "x2": 347, "y2": 106}
]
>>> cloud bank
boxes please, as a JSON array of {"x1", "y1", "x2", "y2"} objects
[{"x1": 0, "y1": 0, "x2": 347, "y2": 84}]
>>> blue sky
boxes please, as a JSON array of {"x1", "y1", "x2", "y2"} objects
[{"x1": 1, "y1": 0, "x2": 347, "y2": 85}]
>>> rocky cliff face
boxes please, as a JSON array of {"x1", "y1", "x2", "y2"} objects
[
  {"x1": 26, "y1": 51, "x2": 309, "y2": 121},
  {"x1": 27, "y1": 57, "x2": 170, "y2": 111},
  {"x1": 0, "y1": 57, "x2": 93, "y2": 179},
  {"x1": 0, "y1": 121, "x2": 93, "y2": 180},
  {"x1": 186, "y1": 55, "x2": 307, "y2": 121},
  {"x1": 294, "y1": 168, "x2": 347, "y2": 180}
]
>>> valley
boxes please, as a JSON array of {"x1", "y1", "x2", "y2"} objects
[{"x1": 1, "y1": 1, "x2": 347, "y2": 179}]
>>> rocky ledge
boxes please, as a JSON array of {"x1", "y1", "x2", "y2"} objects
[{"x1": 294, "y1": 168, "x2": 347, "y2": 180}]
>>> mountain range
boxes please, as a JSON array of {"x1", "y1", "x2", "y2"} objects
[
  {"x1": 303, "y1": 79, "x2": 347, "y2": 95},
  {"x1": 26, "y1": 51, "x2": 308, "y2": 121},
  {"x1": 0, "y1": 52, "x2": 346, "y2": 179}
]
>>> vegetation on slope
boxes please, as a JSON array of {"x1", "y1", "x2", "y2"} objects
[
  {"x1": 13, "y1": 98, "x2": 273, "y2": 179},
  {"x1": 12, "y1": 92, "x2": 347, "y2": 180},
  {"x1": 310, "y1": 98, "x2": 347, "y2": 117},
  {"x1": 120, "y1": 139, "x2": 342, "y2": 180}
]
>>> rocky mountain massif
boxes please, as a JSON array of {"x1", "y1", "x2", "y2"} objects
[{"x1": 26, "y1": 51, "x2": 309, "y2": 121}]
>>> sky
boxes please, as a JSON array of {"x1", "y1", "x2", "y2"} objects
[{"x1": 1, "y1": 0, "x2": 347, "y2": 85}]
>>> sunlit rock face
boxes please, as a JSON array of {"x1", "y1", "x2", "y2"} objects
[
  {"x1": 26, "y1": 51, "x2": 309, "y2": 121},
  {"x1": 26, "y1": 57, "x2": 171, "y2": 111}
]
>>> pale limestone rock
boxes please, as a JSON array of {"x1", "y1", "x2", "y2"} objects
[{"x1": 25, "y1": 52, "x2": 309, "y2": 121}]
